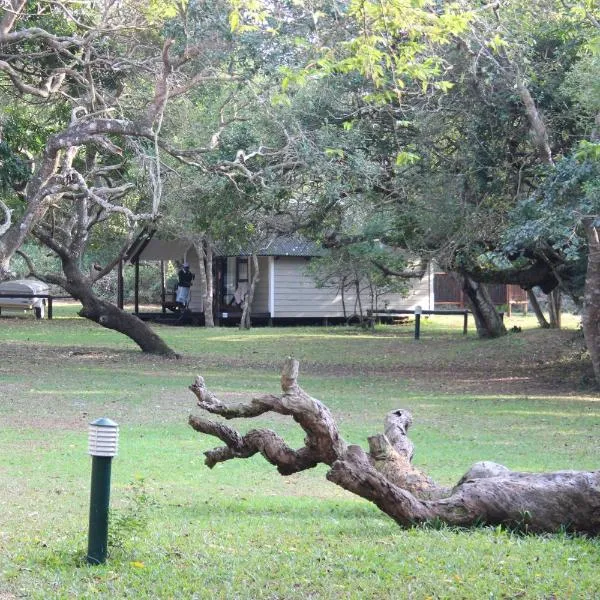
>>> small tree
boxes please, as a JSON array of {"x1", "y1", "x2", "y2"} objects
[{"x1": 306, "y1": 243, "x2": 414, "y2": 324}]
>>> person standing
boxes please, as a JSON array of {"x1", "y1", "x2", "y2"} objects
[{"x1": 176, "y1": 262, "x2": 195, "y2": 308}]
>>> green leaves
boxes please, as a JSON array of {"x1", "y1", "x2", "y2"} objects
[
  {"x1": 395, "y1": 151, "x2": 421, "y2": 166},
  {"x1": 503, "y1": 155, "x2": 600, "y2": 266},
  {"x1": 324, "y1": 147, "x2": 345, "y2": 159},
  {"x1": 575, "y1": 141, "x2": 600, "y2": 162}
]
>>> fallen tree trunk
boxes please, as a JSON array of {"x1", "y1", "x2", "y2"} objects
[{"x1": 188, "y1": 359, "x2": 600, "y2": 535}]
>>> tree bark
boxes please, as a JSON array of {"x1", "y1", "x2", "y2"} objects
[
  {"x1": 29, "y1": 249, "x2": 178, "y2": 357},
  {"x1": 527, "y1": 289, "x2": 550, "y2": 328},
  {"x1": 457, "y1": 274, "x2": 506, "y2": 338},
  {"x1": 548, "y1": 288, "x2": 562, "y2": 329},
  {"x1": 516, "y1": 79, "x2": 554, "y2": 167},
  {"x1": 194, "y1": 238, "x2": 215, "y2": 328},
  {"x1": 582, "y1": 220, "x2": 600, "y2": 386},
  {"x1": 205, "y1": 239, "x2": 214, "y2": 328},
  {"x1": 77, "y1": 290, "x2": 179, "y2": 357},
  {"x1": 188, "y1": 359, "x2": 600, "y2": 535},
  {"x1": 239, "y1": 253, "x2": 259, "y2": 330}
]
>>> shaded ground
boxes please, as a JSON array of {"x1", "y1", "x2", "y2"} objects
[{"x1": 0, "y1": 326, "x2": 593, "y2": 397}]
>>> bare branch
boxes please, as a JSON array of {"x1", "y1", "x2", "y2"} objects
[
  {"x1": 189, "y1": 361, "x2": 600, "y2": 534},
  {"x1": 0, "y1": 59, "x2": 66, "y2": 98},
  {"x1": 0, "y1": 0, "x2": 26, "y2": 37},
  {"x1": 89, "y1": 230, "x2": 135, "y2": 282},
  {"x1": 188, "y1": 415, "x2": 317, "y2": 473},
  {"x1": 66, "y1": 171, "x2": 151, "y2": 224},
  {"x1": 0, "y1": 198, "x2": 12, "y2": 237},
  {"x1": 371, "y1": 260, "x2": 426, "y2": 279}
]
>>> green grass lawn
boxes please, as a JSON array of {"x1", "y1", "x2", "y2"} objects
[{"x1": 0, "y1": 312, "x2": 598, "y2": 599}]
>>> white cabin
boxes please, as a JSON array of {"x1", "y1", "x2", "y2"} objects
[{"x1": 126, "y1": 233, "x2": 434, "y2": 324}]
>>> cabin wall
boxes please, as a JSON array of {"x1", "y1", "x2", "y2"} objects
[
  {"x1": 433, "y1": 273, "x2": 527, "y2": 309},
  {"x1": 272, "y1": 257, "x2": 432, "y2": 318}
]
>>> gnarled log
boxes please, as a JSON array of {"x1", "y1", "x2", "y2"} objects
[{"x1": 188, "y1": 358, "x2": 600, "y2": 535}]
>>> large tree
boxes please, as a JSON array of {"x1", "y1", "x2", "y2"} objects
[
  {"x1": 249, "y1": 0, "x2": 598, "y2": 343},
  {"x1": 0, "y1": 0, "x2": 263, "y2": 353}
]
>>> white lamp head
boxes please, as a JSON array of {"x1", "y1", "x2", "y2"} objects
[{"x1": 88, "y1": 417, "x2": 119, "y2": 457}]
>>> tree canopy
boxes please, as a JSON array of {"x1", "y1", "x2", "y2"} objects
[{"x1": 1, "y1": 0, "x2": 599, "y2": 374}]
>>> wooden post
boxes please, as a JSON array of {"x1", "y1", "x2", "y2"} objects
[
  {"x1": 134, "y1": 259, "x2": 140, "y2": 315},
  {"x1": 463, "y1": 310, "x2": 468, "y2": 335},
  {"x1": 117, "y1": 260, "x2": 124, "y2": 309},
  {"x1": 48, "y1": 296, "x2": 53, "y2": 320},
  {"x1": 160, "y1": 260, "x2": 166, "y2": 314}
]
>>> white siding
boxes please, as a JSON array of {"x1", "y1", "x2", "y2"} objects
[
  {"x1": 273, "y1": 258, "x2": 432, "y2": 318},
  {"x1": 377, "y1": 263, "x2": 433, "y2": 311},
  {"x1": 224, "y1": 257, "x2": 236, "y2": 305},
  {"x1": 251, "y1": 257, "x2": 270, "y2": 312}
]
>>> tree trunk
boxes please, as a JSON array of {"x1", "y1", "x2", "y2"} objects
[
  {"x1": 457, "y1": 274, "x2": 506, "y2": 338},
  {"x1": 354, "y1": 277, "x2": 364, "y2": 323},
  {"x1": 205, "y1": 240, "x2": 214, "y2": 328},
  {"x1": 340, "y1": 276, "x2": 347, "y2": 319},
  {"x1": 0, "y1": 257, "x2": 12, "y2": 282},
  {"x1": 548, "y1": 288, "x2": 562, "y2": 329},
  {"x1": 62, "y1": 259, "x2": 178, "y2": 357},
  {"x1": 240, "y1": 253, "x2": 259, "y2": 330},
  {"x1": 194, "y1": 238, "x2": 215, "y2": 328},
  {"x1": 188, "y1": 359, "x2": 600, "y2": 534},
  {"x1": 582, "y1": 220, "x2": 600, "y2": 386},
  {"x1": 527, "y1": 289, "x2": 550, "y2": 328}
]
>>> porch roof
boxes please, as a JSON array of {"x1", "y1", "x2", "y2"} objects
[
  {"x1": 222, "y1": 235, "x2": 326, "y2": 258},
  {"x1": 135, "y1": 234, "x2": 326, "y2": 261}
]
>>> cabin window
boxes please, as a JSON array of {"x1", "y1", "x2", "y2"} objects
[{"x1": 236, "y1": 257, "x2": 249, "y2": 283}]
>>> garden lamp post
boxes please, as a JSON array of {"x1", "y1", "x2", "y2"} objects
[
  {"x1": 87, "y1": 417, "x2": 119, "y2": 565},
  {"x1": 414, "y1": 305, "x2": 422, "y2": 340}
]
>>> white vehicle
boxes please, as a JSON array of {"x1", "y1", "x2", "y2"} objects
[{"x1": 0, "y1": 279, "x2": 49, "y2": 319}]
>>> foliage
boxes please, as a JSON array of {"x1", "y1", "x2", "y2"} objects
[
  {"x1": 505, "y1": 155, "x2": 600, "y2": 262},
  {"x1": 306, "y1": 241, "x2": 412, "y2": 318},
  {"x1": 109, "y1": 477, "x2": 156, "y2": 551}
]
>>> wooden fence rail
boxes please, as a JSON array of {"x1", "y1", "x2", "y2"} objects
[
  {"x1": 369, "y1": 309, "x2": 463, "y2": 337},
  {"x1": 367, "y1": 309, "x2": 505, "y2": 338}
]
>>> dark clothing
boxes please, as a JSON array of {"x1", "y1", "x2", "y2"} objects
[{"x1": 178, "y1": 268, "x2": 195, "y2": 288}]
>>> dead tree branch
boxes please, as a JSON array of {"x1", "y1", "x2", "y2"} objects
[{"x1": 188, "y1": 359, "x2": 600, "y2": 535}]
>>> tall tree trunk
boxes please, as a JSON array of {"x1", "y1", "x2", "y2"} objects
[
  {"x1": 527, "y1": 289, "x2": 550, "y2": 328},
  {"x1": 205, "y1": 239, "x2": 214, "y2": 327},
  {"x1": 240, "y1": 253, "x2": 259, "y2": 330},
  {"x1": 582, "y1": 220, "x2": 600, "y2": 386},
  {"x1": 194, "y1": 238, "x2": 215, "y2": 328},
  {"x1": 188, "y1": 359, "x2": 600, "y2": 535},
  {"x1": 0, "y1": 256, "x2": 12, "y2": 282},
  {"x1": 458, "y1": 274, "x2": 506, "y2": 338},
  {"x1": 548, "y1": 288, "x2": 562, "y2": 329},
  {"x1": 354, "y1": 276, "x2": 364, "y2": 323}
]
